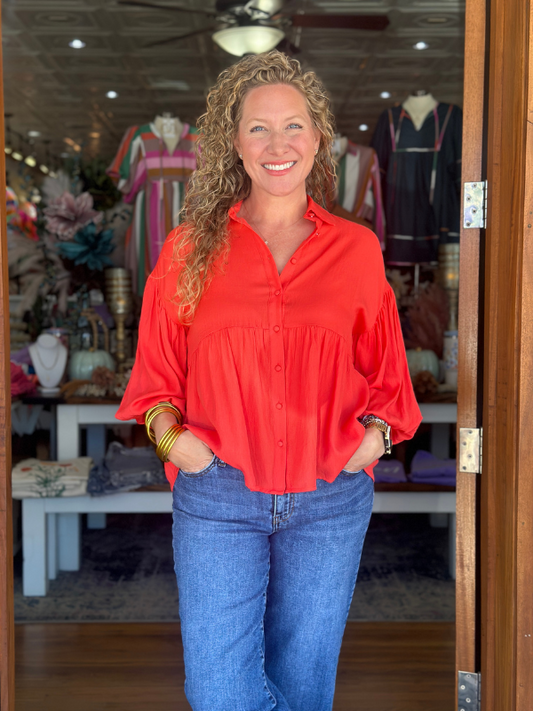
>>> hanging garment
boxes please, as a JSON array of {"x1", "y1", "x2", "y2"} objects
[
  {"x1": 107, "y1": 121, "x2": 198, "y2": 294},
  {"x1": 332, "y1": 141, "x2": 386, "y2": 248},
  {"x1": 370, "y1": 103, "x2": 462, "y2": 265}
]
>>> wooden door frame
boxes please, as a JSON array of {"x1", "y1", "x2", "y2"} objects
[
  {"x1": 456, "y1": 0, "x2": 487, "y2": 688},
  {"x1": 481, "y1": 0, "x2": 533, "y2": 708},
  {"x1": 458, "y1": 0, "x2": 533, "y2": 708},
  {"x1": 0, "y1": 3, "x2": 14, "y2": 709}
]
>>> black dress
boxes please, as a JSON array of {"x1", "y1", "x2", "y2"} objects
[{"x1": 370, "y1": 103, "x2": 462, "y2": 265}]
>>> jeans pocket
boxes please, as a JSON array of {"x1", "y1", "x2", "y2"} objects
[
  {"x1": 340, "y1": 468, "x2": 364, "y2": 476},
  {"x1": 179, "y1": 454, "x2": 217, "y2": 478}
]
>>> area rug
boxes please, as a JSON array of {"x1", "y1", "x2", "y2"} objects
[{"x1": 14, "y1": 512, "x2": 454, "y2": 623}]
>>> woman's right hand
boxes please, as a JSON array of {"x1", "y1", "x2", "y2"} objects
[
  {"x1": 167, "y1": 430, "x2": 214, "y2": 472},
  {"x1": 151, "y1": 411, "x2": 213, "y2": 472}
]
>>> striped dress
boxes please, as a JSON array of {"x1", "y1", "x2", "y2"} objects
[{"x1": 107, "y1": 122, "x2": 198, "y2": 294}]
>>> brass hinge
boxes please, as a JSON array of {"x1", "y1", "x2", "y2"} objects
[
  {"x1": 458, "y1": 671, "x2": 481, "y2": 711},
  {"x1": 459, "y1": 428, "x2": 482, "y2": 474},
  {"x1": 463, "y1": 181, "x2": 487, "y2": 229}
]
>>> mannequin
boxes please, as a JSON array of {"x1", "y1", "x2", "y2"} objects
[
  {"x1": 29, "y1": 333, "x2": 67, "y2": 393},
  {"x1": 153, "y1": 113, "x2": 184, "y2": 155},
  {"x1": 107, "y1": 115, "x2": 198, "y2": 294},
  {"x1": 402, "y1": 91, "x2": 438, "y2": 131},
  {"x1": 331, "y1": 135, "x2": 349, "y2": 162},
  {"x1": 331, "y1": 134, "x2": 386, "y2": 246},
  {"x1": 371, "y1": 88, "x2": 462, "y2": 265}
]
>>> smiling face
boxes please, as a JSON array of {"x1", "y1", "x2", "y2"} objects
[{"x1": 234, "y1": 83, "x2": 320, "y2": 202}]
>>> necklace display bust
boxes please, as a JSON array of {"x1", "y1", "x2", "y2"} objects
[
  {"x1": 29, "y1": 333, "x2": 68, "y2": 393},
  {"x1": 402, "y1": 93, "x2": 438, "y2": 131}
]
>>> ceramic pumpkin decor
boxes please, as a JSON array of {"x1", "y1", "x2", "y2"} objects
[
  {"x1": 69, "y1": 311, "x2": 115, "y2": 380},
  {"x1": 405, "y1": 347, "x2": 440, "y2": 380}
]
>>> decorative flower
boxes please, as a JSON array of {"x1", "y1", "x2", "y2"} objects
[
  {"x1": 57, "y1": 222, "x2": 115, "y2": 271},
  {"x1": 44, "y1": 191, "x2": 102, "y2": 241},
  {"x1": 91, "y1": 366, "x2": 115, "y2": 390}
]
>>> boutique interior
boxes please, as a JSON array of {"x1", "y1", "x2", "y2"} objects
[{"x1": 3, "y1": 0, "x2": 465, "y2": 707}]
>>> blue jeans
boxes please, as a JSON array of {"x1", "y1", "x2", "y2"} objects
[{"x1": 172, "y1": 457, "x2": 374, "y2": 711}]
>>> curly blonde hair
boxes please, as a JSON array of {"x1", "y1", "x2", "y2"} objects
[{"x1": 173, "y1": 50, "x2": 336, "y2": 324}]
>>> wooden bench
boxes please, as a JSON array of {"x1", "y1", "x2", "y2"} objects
[{"x1": 21, "y1": 403, "x2": 457, "y2": 596}]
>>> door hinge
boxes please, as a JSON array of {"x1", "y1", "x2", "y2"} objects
[
  {"x1": 459, "y1": 427, "x2": 482, "y2": 474},
  {"x1": 463, "y1": 181, "x2": 487, "y2": 229},
  {"x1": 458, "y1": 671, "x2": 481, "y2": 711}
]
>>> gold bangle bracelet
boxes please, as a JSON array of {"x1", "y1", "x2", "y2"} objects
[
  {"x1": 156, "y1": 425, "x2": 179, "y2": 455},
  {"x1": 155, "y1": 428, "x2": 178, "y2": 462},
  {"x1": 146, "y1": 408, "x2": 181, "y2": 444},
  {"x1": 145, "y1": 403, "x2": 182, "y2": 444},
  {"x1": 156, "y1": 428, "x2": 184, "y2": 463},
  {"x1": 155, "y1": 424, "x2": 185, "y2": 463},
  {"x1": 146, "y1": 403, "x2": 182, "y2": 430},
  {"x1": 146, "y1": 402, "x2": 182, "y2": 425}
]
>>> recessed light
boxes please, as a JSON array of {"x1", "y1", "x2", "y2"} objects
[
  {"x1": 359, "y1": 124, "x2": 369, "y2": 132},
  {"x1": 89, "y1": 132, "x2": 101, "y2": 138},
  {"x1": 69, "y1": 39, "x2": 86, "y2": 49},
  {"x1": 28, "y1": 130, "x2": 41, "y2": 138},
  {"x1": 40, "y1": 165, "x2": 49, "y2": 174},
  {"x1": 380, "y1": 91, "x2": 391, "y2": 99},
  {"x1": 24, "y1": 156, "x2": 37, "y2": 167},
  {"x1": 106, "y1": 90, "x2": 118, "y2": 99},
  {"x1": 414, "y1": 41, "x2": 429, "y2": 50},
  {"x1": 4, "y1": 147, "x2": 12, "y2": 154},
  {"x1": 11, "y1": 152, "x2": 23, "y2": 161}
]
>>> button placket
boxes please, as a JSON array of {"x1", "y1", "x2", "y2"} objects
[{"x1": 269, "y1": 271, "x2": 287, "y2": 482}]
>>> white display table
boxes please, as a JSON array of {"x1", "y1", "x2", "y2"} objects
[{"x1": 21, "y1": 403, "x2": 457, "y2": 596}]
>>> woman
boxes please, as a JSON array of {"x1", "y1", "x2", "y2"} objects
[{"x1": 117, "y1": 51, "x2": 422, "y2": 711}]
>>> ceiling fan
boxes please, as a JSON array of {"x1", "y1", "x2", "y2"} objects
[{"x1": 117, "y1": 0, "x2": 389, "y2": 56}]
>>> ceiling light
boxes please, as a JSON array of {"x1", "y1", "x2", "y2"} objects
[
  {"x1": 213, "y1": 26, "x2": 284, "y2": 57},
  {"x1": 28, "y1": 130, "x2": 41, "y2": 138},
  {"x1": 358, "y1": 124, "x2": 369, "y2": 132},
  {"x1": 24, "y1": 156, "x2": 37, "y2": 167},
  {"x1": 69, "y1": 39, "x2": 86, "y2": 49},
  {"x1": 40, "y1": 165, "x2": 49, "y2": 174},
  {"x1": 414, "y1": 41, "x2": 429, "y2": 50},
  {"x1": 149, "y1": 79, "x2": 190, "y2": 91},
  {"x1": 106, "y1": 90, "x2": 118, "y2": 99},
  {"x1": 49, "y1": 171, "x2": 58, "y2": 178},
  {"x1": 380, "y1": 91, "x2": 391, "y2": 99},
  {"x1": 11, "y1": 151, "x2": 23, "y2": 161},
  {"x1": 4, "y1": 146, "x2": 12, "y2": 155},
  {"x1": 89, "y1": 132, "x2": 101, "y2": 138}
]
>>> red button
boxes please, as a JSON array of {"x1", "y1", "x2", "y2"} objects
[
  {"x1": 278, "y1": 440, "x2": 284, "y2": 447},
  {"x1": 275, "y1": 364, "x2": 282, "y2": 372},
  {"x1": 276, "y1": 402, "x2": 283, "y2": 409},
  {"x1": 275, "y1": 290, "x2": 281, "y2": 296},
  {"x1": 273, "y1": 325, "x2": 280, "y2": 332},
  {"x1": 290, "y1": 258, "x2": 297, "y2": 264}
]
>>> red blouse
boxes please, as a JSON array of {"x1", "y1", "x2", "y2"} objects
[{"x1": 116, "y1": 196, "x2": 422, "y2": 494}]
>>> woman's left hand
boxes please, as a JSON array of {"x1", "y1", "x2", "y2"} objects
[{"x1": 343, "y1": 427, "x2": 385, "y2": 472}]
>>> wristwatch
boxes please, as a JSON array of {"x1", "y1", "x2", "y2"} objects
[{"x1": 359, "y1": 414, "x2": 392, "y2": 455}]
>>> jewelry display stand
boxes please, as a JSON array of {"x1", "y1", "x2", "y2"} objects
[{"x1": 29, "y1": 333, "x2": 68, "y2": 394}]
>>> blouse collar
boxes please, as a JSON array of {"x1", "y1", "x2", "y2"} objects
[{"x1": 229, "y1": 194, "x2": 335, "y2": 227}]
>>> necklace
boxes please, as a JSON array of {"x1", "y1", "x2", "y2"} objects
[
  {"x1": 33, "y1": 344, "x2": 61, "y2": 371},
  {"x1": 241, "y1": 203, "x2": 305, "y2": 245}
]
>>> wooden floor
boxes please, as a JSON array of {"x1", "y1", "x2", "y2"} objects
[{"x1": 15, "y1": 621, "x2": 455, "y2": 710}]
